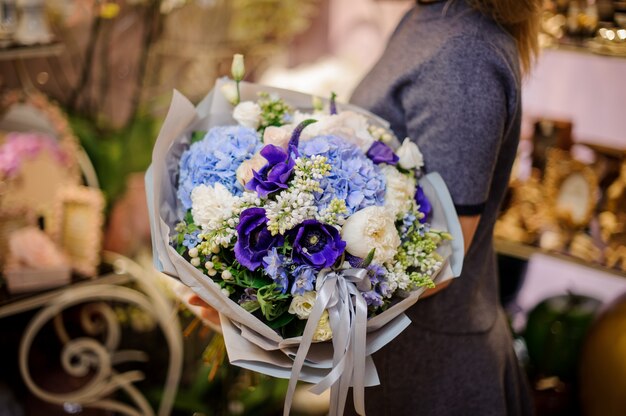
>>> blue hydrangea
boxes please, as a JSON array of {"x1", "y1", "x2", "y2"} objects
[
  {"x1": 177, "y1": 126, "x2": 262, "y2": 210},
  {"x1": 299, "y1": 135, "x2": 385, "y2": 215}
]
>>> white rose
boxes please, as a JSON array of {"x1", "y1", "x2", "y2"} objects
[
  {"x1": 263, "y1": 126, "x2": 292, "y2": 148},
  {"x1": 396, "y1": 138, "x2": 424, "y2": 170},
  {"x1": 220, "y1": 82, "x2": 239, "y2": 105},
  {"x1": 191, "y1": 183, "x2": 238, "y2": 229},
  {"x1": 313, "y1": 310, "x2": 333, "y2": 342},
  {"x1": 381, "y1": 165, "x2": 417, "y2": 219},
  {"x1": 341, "y1": 206, "x2": 400, "y2": 264},
  {"x1": 293, "y1": 111, "x2": 374, "y2": 151},
  {"x1": 288, "y1": 291, "x2": 317, "y2": 320},
  {"x1": 233, "y1": 101, "x2": 262, "y2": 129},
  {"x1": 236, "y1": 152, "x2": 267, "y2": 186}
]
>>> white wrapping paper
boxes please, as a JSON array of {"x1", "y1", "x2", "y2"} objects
[{"x1": 146, "y1": 79, "x2": 464, "y2": 415}]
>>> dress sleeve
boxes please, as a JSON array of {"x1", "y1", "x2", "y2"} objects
[{"x1": 400, "y1": 36, "x2": 515, "y2": 215}]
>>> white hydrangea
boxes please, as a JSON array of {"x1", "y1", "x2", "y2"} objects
[
  {"x1": 191, "y1": 183, "x2": 239, "y2": 230},
  {"x1": 381, "y1": 165, "x2": 417, "y2": 219}
]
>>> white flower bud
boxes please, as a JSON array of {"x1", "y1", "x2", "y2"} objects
[
  {"x1": 397, "y1": 138, "x2": 424, "y2": 170},
  {"x1": 188, "y1": 247, "x2": 199, "y2": 258},
  {"x1": 190, "y1": 257, "x2": 201, "y2": 267},
  {"x1": 231, "y1": 54, "x2": 245, "y2": 81},
  {"x1": 222, "y1": 270, "x2": 233, "y2": 280}
]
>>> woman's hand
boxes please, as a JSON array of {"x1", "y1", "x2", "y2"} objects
[{"x1": 189, "y1": 295, "x2": 221, "y2": 327}]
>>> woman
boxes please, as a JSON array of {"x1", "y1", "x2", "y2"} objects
[{"x1": 346, "y1": 0, "x2": 540, "y2": 414}]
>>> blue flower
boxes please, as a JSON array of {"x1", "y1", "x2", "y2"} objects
[
  {"x1": 262, "y1": 247, "x2": 289, "y2": 293},
  {"x1": 290, "y1": 219, "x2": 346, "y2": 269},
  {"x1": 415, "y1": 185, "x2": 432, "y2": 223},
  {"x1": 182, "y1": 230, "x2": 202, "y2": 249},
  {"x1": 362, "y1": 290, "x2": 383, "y2": 307},
  {"x1": 399, "y1": 211, "x2": 417, "y2": 239},
  {"x1": 177, "y1": 126, "x2": 262, "y2": 210},
  {"x1": 235, "y1": 208, "x2": 283, "y2": 271},
  {"x1": 291, "y1": 265, "x2": 317, "y2": 296},
  {"x1": 299, "y1": 135, "x2": 386, "y2": 215}
]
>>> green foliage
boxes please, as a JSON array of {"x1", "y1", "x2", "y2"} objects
[
  {"x1": 69, "y1": 113, "x2": 160, "y2": 207},
  {"x1": 256, "y1": 284, "x2": 290, "y2": 321}
]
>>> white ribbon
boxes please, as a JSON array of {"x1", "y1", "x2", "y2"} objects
[{"x1": 283, "y1": 268, "x2": 370, "y2": 416}]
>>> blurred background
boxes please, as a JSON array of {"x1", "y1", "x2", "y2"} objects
[{"x1": 0, "y1": 0, "x2": 625, "y2": 415}]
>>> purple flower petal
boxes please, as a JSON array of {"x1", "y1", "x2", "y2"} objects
[{"x1": 366, "y1": 141, "x2": 399, "y2": 165}]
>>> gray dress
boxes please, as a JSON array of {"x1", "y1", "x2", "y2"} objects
[{"x1": 348, "y1": 1, "x2": 533, "y2": 414}]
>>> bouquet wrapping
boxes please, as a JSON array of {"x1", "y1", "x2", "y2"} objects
[{"x1": 146, "y1": 78, "x2": 464, "y2": 415}]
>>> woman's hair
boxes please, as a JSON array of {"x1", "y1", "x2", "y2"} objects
[{"x1": 465, "y1": 0, "x2": 542, "y2": 75}]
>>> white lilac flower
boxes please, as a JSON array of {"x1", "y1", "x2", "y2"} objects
[
  {"x1": 316, "y1": 198, "x2": 348, "y2": 226},
  {"x1": 233, "y1": 101, "x2": 262, "y2": 129},
  {"x1": 288, "y1": 291, "x2": 317, "y2": 319},
  {"x1": 313, "y1": 310, "x2": 333, "y2": 342},
  {"x1": 292, "y1": 155, "x2": 331, "y2": 194},
  {"x1": 396, "y1": 138, "x2": 424, "y2": 170},
  {"x1": 266, "y1": 189, "x2": 317, "y2": 235},
  {"x1": 368, "y1": 125, "x2": 395, "y2": 143},
  {"x1": 380, "y1": 165, "x2": 417, "y2": 219},
  {"x1": 191, "y1": 183, "x2": 239, "y2": 230},
  {"x1": 341, "y1": 206, "x2": 400, "y2": 264}
]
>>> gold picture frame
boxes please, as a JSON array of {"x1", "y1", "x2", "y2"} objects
[
  {"x1": 51, "y1": 186, "x2": 105, "y2": 277},
  {"x1": 544, "y1": 148, "x2": 599, "y2": 229}
]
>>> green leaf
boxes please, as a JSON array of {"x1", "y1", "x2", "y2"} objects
[
  {"x1": 362, "y1": 248, "x2": 376, "y2": 268},
  {"x1": 191, "y1": 131, "x2": 207, "y2": 143},
  {"x1": 266, "y1": 311, "x2": 295, "y2": 330}
]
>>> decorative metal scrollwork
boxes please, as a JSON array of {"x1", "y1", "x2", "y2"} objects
[{"x1": 18, "y1": 252, "x2": 183, "y2": 416}]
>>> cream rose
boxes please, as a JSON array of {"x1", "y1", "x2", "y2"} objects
[
  {"x1": 341, "y1": 206, "x2": 400, "y2": 264},
  {"x1": 263, "y1": 126, "x2": 292, "y2": 148},
  {"x1": 236, "y1": 152, "x2": 267, "y2": 186},
  {"x1": 292, "y1": 111, "x2": 374, "y2": 151},
  {"x1": 396, "y1": 138, "x2": 424, "y2": 170},
  {"x1": 313, "y1": 310, "x2": 333, "y2": 342},
  {"x1": 233, "y1": 101, "x2": 262, "y2": 129},
  {"x1": 191, "y1": 183, "x2": 238, "y2": 229},
  {"x1": 288, "y1": 291, "x2": 317, "y2": 320},
  {"x1": 381, "y1": 165, "x2": 417, "y2": 219}
]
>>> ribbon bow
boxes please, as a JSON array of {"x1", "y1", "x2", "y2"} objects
[{"x1": 283, "y1": 267, "x2": 370, "y2": 416}]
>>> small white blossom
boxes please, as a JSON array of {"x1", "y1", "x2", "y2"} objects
[
  {"x1": 188, "y1": 247, "x2": 199, "y2": 258},
  {"x1": 190, "y1": 257, "x2": 201, "y2": 267},
  {"x1": 266, "y1": 189, "x2": 317, "y2": 235}
]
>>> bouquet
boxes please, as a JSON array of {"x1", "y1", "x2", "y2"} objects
[{"x1": 147, "y1": 56, "x2": 464, "y2": 416}]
